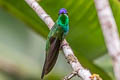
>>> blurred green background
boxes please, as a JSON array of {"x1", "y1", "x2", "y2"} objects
[{"x1": 0, "y1": 0, "x2": 120, "y2": 80}]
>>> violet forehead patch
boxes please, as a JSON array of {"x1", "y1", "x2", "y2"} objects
[{"x1": 59, "y1": 8, "x2": 68, "y2": 14}]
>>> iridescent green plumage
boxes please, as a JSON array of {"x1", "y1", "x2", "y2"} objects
[{"x1": 41, "y1": 8, "x2": 69, "y2": 79}]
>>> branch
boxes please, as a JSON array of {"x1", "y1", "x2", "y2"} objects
[
  {"x1": 63, "y1": 71, "x2": 77, "y2": 80},
  {"x1": 25, "y1": 0, "x2": 102, "y2": 80},
  {"x1": 94, "y1": 0, "x2": 120, "y2": 80}
]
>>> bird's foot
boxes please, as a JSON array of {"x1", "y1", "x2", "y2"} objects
[{"x1": 60, "y1": 43, "x2": 68, "y2": 50}]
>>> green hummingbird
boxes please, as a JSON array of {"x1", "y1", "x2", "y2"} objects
[{"x1": 41, "y1": 8, "x2": 69, "y2": 79}]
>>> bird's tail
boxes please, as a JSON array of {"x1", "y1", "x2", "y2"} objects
[
  {"x1": 41, "y1": 69, "x2": 45, "y2": 79},
  {"x1": 41, "y1": 56, "x2": 47, "y2": 79},
  {"x1": 41, "y1": 37, "x2": 61, "y2": 79}
]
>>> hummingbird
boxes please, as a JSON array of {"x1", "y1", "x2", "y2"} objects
[{"x1": 41, "y1": 8, "x2": 69, "y2": 79}]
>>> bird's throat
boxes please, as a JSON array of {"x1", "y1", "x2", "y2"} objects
[{"x1": 57, "y1": 14, "x2": 69, "y2": 26}]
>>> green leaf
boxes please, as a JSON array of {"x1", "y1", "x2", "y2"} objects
[
  {"x1": 0, "y1": 0, "x2": 49, "y2": 38},
  {"x1": 0, "y1": 0, "x2": 107, "y2": 60},
  {"x1": 0, "y1": 0, "x2": 118, "y2": 79},
  {"x1": 44, "y1": 74, "x2": 61, "y2": 80},
  {"x1": 75, "y1": 52, "x2": 112, "y2": 80},
  {"x1": 39, "y1": 0, "x2": 107, "y2": 60}
]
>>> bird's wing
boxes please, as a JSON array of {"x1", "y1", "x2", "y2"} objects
[{"x1": 41, "y1": 24, "x2": 62, "y2": 79}]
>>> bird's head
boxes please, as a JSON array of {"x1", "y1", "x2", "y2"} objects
[
  {"x1": 59, "y1": 8, "x2": 68, "y2": 15},
  {"x1": 58, "y1": 8, "x2": 69, "y2": 25}
]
